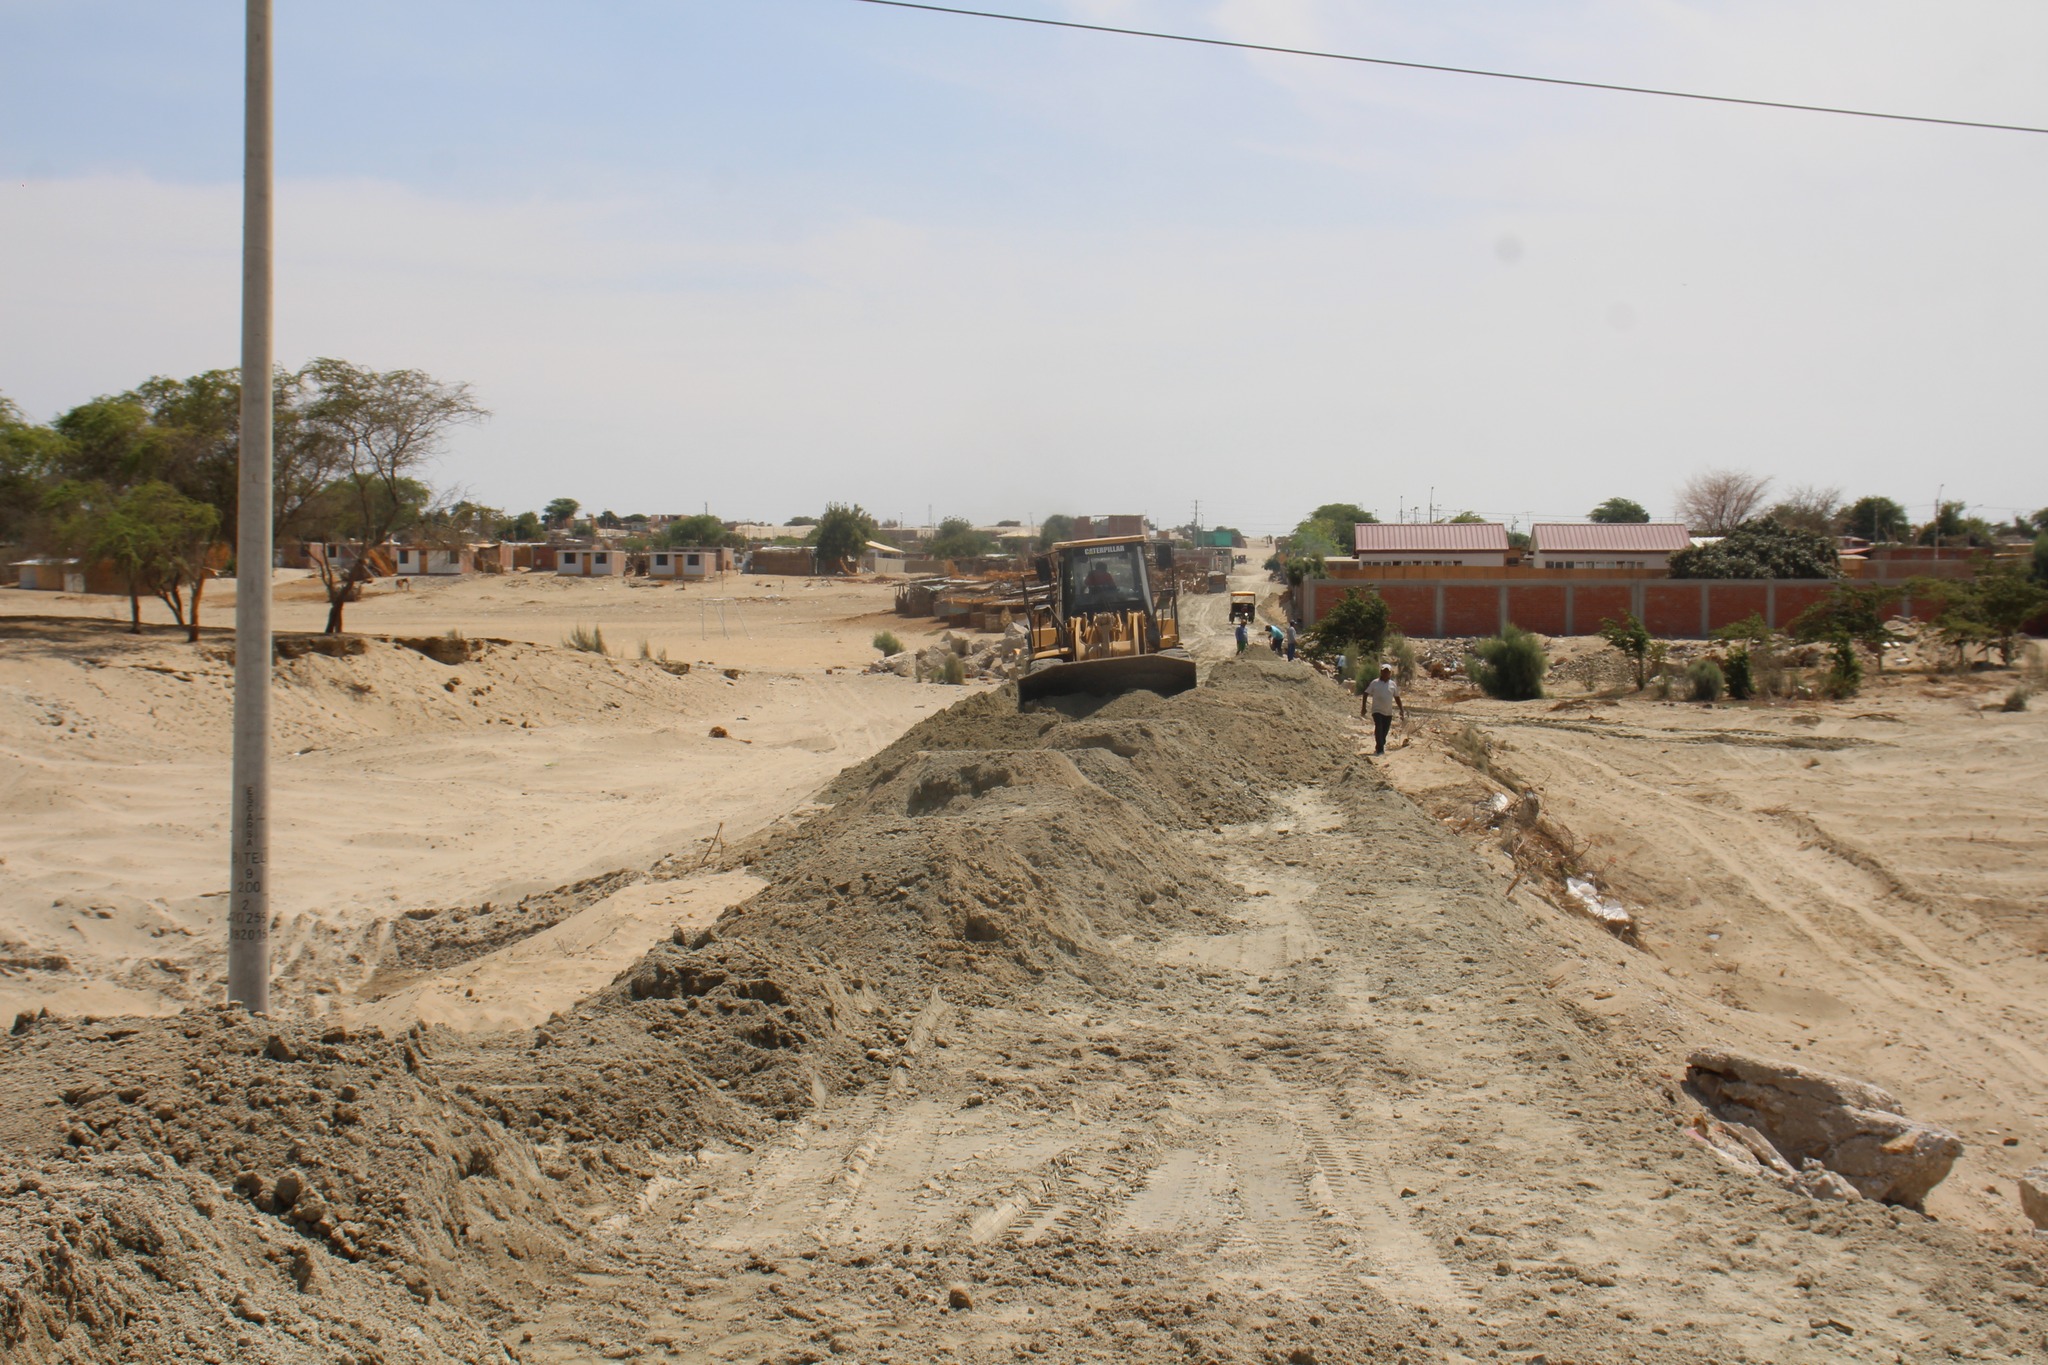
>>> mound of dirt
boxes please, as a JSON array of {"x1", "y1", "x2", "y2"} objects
[
  {"x1": 0, "y1": 655, "x2": 1378, "y2": 1359},
  {"x1": 0, "y1": 1009, "x2": 566, "y2": 1362}
]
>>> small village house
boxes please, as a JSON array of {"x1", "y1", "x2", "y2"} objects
[
  {"x1": 1529, "y1": 523, "x2": 1692, "y2": 571},
  {"x1": 391, "y1": 545, "x2": 474, "y2": 576},
  {"x1": 555, "y1": 547, "x2": 625, "y2": 577},
  {"x1": 647, "y1": 546, "x2": 735, "y2": 581},
  {"x1": 1351, "y1": 523, "x2": 1511, "y2": 567}
]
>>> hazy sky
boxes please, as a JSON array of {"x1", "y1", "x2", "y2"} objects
[{"x1": 4, "y1": 0, "x2": 2044, "y2": 533}]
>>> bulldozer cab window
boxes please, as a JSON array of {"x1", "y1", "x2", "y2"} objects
[{"x1": 1063, "y1": 543, "x2": 1148, "y2": 613}]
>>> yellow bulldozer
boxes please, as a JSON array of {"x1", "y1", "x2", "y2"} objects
[{"x1": 1016, "y1": 535, "x2": 1197, "y2": 704}]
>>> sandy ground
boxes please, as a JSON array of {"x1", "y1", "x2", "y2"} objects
[
  {"x1": 0, "y1": 575, "x2": 967, "y2": 1022},
  {"x1": 3, "y1": 556, "x2": 2046, "y2": 1363},
  {"x1": 1359, "y1": 635, "x2": 2048, "y2": 1238}
]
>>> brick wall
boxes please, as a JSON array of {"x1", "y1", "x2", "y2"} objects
[
  {"x1": 1504, "y1": 585, "x2": 1568, "y2": 635},
  {"x1": 1299, "y1": 576, "x2": 1955, "y2": 639}
]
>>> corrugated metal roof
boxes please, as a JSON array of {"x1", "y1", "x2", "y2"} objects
[
  {"x1": 1531, "y1": 522, "x2": 1692, "y2": 553},
  {"x1": 1352, "y1": 523, "x2": 1510, "y2": 553}
]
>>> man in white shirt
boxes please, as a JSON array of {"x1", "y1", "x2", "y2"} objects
[{"x1": 1361, "y1": 663, "x2": 1405, "y2": 755}]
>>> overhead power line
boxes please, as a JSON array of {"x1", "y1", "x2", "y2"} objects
[{"x1": 850, "y1": 0, "x2": 2048, "y2": 137}]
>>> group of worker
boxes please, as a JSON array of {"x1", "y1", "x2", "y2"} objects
[
  {"x1": 1231, "y1": 613, "x2": 1406, "y2": 757},
  {"x1": 1233, "y1": 617, "x2": 1299, "y2": 660}
]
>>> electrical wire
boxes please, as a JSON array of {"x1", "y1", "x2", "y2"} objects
[{"x1": 850, "y1": 0, "x2": 2048, "y2": 137}]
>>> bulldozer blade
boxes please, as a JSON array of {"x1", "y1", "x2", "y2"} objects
[{"x1": 1017, "y1": 652, "x2": 1197, "y2": 706}]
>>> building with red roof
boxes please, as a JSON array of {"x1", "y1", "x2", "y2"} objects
[
  {"x1": 1350, "y1": 522, "x2": 1511, "y2": 567},
  {"x1": 1529, "y1": 522, "x2": 1692, "y2": 571}
]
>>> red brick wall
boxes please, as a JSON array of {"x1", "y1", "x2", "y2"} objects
[
  {"x1": 1711, "y1": 583, "x2": 1768, "y2": 630},
  {"x1": 1379, "y1": 585, "x2": 1435, "y2": 636},
  {"x1": 1573, "y1": 585, "x2": 1633, "y2": 634},
  {"x1": 1643, "y1": 584, "x2": 1699, "y2": 638},
  {"x1": 1505, "y1": 585, "x2": 1568, "y2": 635},
  {"x1": 1770, "y1": 583, "x2": 1832, "y2": 629},
  {"x1": 1296, "y1": 576, "x2": 1939, "y2": 638},
  {"x1": 1442, "y1": 586, "x2": 1500, "y2": 637}
]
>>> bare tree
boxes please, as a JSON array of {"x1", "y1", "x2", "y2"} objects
[
  {"x1": 1768, "y1": 484, "x2": 1844, "y2": 537},
  {"x1": 300, "y1": 359, "x2": 488, "y2": 633},
  {"x1": 1676, "y1": 469, "x2": 1773, "y2": 536}
]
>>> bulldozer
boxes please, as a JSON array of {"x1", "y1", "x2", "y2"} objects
[{"x1": 1016, "y1": 535, "x2": 1197, "y2": 704}]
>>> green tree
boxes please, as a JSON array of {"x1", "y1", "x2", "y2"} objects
[
  {"x1": 500, "y1": 510, "x2": 544, "y2": 541},
  {"x1": 813, "y1": 503, "x2": 878, "y2": 572},
  {"x1": 1304, "y1": 588, "x2": 1390, "y2": 662},
  {"x1": 1446, "y1": 511, "x2": 1486, "y2": 523},
  {"x1": 1967, "y1": 567, "x2": 2048, "y2": 666},
  {"x1": 1291, "y1": 502, "x2": 1376, "y2": 554},
  {"x1": 658, "y1": 513, "x2": 738, "y2": 549},
  {"x1": 2033, "y1": 533, "x2": 2048, "y2": 586},
  {"x1": 0, "y1": 395, "x2": 70, "y2": 542},
  {"x1": 300, "y1": 359, "x2": 487, "y2": 632},
  {"x1": 1917, "y1": 500, "x2": 1996, "y2": 549},
  {"x1": 49, "y1": 479, "x2": 219, "y2": 637},
  {"x1": 1840, "y1": 495, "x2": 1909, "y2": 542},
  {"x1": 928, "y1": 516, "x2": 996, "y2": 559},
  {"x1": 785, "y1": 514, "x2": 818, "y2": 527},
  {"x1": 1037, "y1": 513, "x2": 1076, "y2": 550},
  {"x1": 1589, "y1": 497, "x2": 1651, "y2": 523},
  {"x1": 544, "y1": 497, "x2": 580, "y2": 528},
  {"x1": 1598, "y1": 613, "x2": 1653, "y2": 689},
  {"x1": 1669, "y1": 518, "x2": 1837, "y2": 580}
]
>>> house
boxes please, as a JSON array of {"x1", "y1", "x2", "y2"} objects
[
  {"x1": 1071, "y1": 515, "x2": 1147, "y2": 540},
  {"x1": 471, "y1": 541, "x2": 514, "y2": 573},
  {"x1": 391, "y1": 545, "x2": 473, "y2": 576},
  {"x1": 10, "y1": 557, "x2": 84, "y2": 592},
  {"x1": 1351, "y1": 523, "x2": 1511, "y2": 567},
  {"x1": 861, "y1": 539, "x2": 907, "y2": 575},
  {"x1": 305, "y1": 542, "x2": 395, "y2": 578},
  {"x1": 1528, "y1": 523, "x2": 1692, "y2": 571},
  {"x1": 748, "y1": 546, "x2": 816, "y2": 576},
  {"x1": 647, "y1": 546, "x2": 735, "y2": 580},
  {"x1": 555, "y1": 547, "x2": 625, "y2": 577}
]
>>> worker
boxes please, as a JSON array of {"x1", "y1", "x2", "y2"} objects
[
  {"x1": 1268, "y1": 623, "x2": 1284, "y2": 655},
  {"x1": 1234, "y1": 620, "x2": 1249, "y2": 655},
  {"x1": 1084, "y1": 560, "x2": 1117, "y2": 592},
  {"x1": 1361, "y1": 662, "x2": 1406, "y2": 756},
  {"x1": 1284, "y1": 620, "x2": 1298, "y2": 662}
]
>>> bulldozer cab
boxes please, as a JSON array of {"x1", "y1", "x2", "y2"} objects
[{"x1": 1061, "y1": 540, "x2": 1152, "y2": 617}]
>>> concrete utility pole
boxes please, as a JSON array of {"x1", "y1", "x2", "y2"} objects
[{"x1": 228, "y1": 0, "x2": 274, "y2": 1012}]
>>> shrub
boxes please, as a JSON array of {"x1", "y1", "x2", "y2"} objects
[
  {"x1": 1686, "y1": 659, "x2": 1725, "y2": 702},
  {"x1": 638, "y1": 638, "x2": 672, "y2": 665},
  {"x1": 1724, "y1": 647, "x2": 1754, "y2": 700},
  {"x1": 1669, "y1": 517, "x2": 1839, "y2": 580},
  {"x1": 2003, "y1": 685, "x2": 2032, "y2": 713},
  {"x1": 1305, "y1": 588, "x2": 1388, "y2": 659},
  {"x1": 1385, "y1": 630, "x2": 1418, "y2": 685},
  {"x1": 1598, "y1": 613, "x2": 1652, "y2": 689},
  {"x1": 1820, "y1": 634, "x2": 1862, "y2": 699},
  {"x1": 939, "y1": 653, "x2": 967, "y2": 686},
  {"x1": 872, "y1": 630, "x2": 904, "y2": 656},
  {"x1": 1648, "y1": 641, "x2": 1672, "y2": 699},
  {"x1": 1465, "y1": 624, "x2": 1546, "y2": 700},
  {"x1": 563, "y1": 623, "x2": 609, "y2": 656}
]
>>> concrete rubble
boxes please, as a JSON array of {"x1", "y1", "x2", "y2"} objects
[
  {"x1": 866, "y1": 625, "x2": 1028, "y2": 685},
  {"x1": 1685, "y1": 1047, "x2": 1963, "y2": 1208}
]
